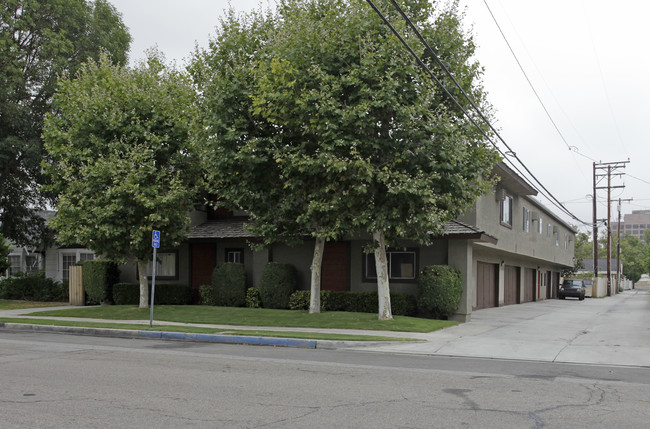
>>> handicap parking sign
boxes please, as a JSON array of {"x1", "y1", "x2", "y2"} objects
[{"x1": 152, "y1": 230, "x2": 161, "y2": 248}]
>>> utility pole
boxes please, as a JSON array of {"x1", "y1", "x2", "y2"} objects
[
  {"x1": 616, "y1": 198, "x2": 633, "y2": 292},
  {"x1": 594, "y1": 160, "x2": 628, "y2": 296}
]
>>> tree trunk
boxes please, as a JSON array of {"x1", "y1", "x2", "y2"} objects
[
  {"x1": 309, "y1": 237, "x2": 325, "y2": 313},
  {"x1": 373, "y1": 230, "x2": 393, "y2": 320},
  {"x1": 137, "y1": 259, "x2": 149, "y2": 309}
]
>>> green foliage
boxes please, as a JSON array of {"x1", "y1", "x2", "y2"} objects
[
  {"x1": 208, "y1": 263, "x2": 247, "y2": 307},
  {"x1": 0, "y1": 0, "x2": 130, "y2": 247},
  {"x1": 43, "y1": 52, "x2": 200, "y2": 263},
  {"x1": 112, "y1": 283, "x2": 192, "y2": 305},
  {"x1": 81, "y1": 259, "x2": 119, "y2": 304},
  {"x1": 193, "y1": 0, "x2": 497, "y2": 248},
  {"x1": 619, "y1": 234, "x2": 646, "y2": 283},
  {"x1": 259, "y1": 263, "x2": 297, "y2": 309},
  {"x1": 199, "y1": 284, "x2": 212, "y2": 305},
  {"x1": 417, "y1": 265, "x2": 463, "y2": 319},
  {"x1": 288, "y1": 290, "x2": 417, "y2": 316},
  {"x1": 0, "y1": 235, "x2": 10, "y2": 274},
  {"x1": 0, "y1": 271, "x2": 67, "y2": 302},
  {"x1": 245, "y1": 287, "x2": 261, "y2": 308}
]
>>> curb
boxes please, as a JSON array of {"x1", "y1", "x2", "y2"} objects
[{"x1": 0, "y1": 322, "x2": 318, "y2": 349}]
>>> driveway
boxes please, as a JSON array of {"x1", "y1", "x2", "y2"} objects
[{"x1": 353, "y1": 288, "x2": 650, "y2": 367}]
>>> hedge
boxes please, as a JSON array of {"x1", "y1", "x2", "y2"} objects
[
  {"x1": 81, "y1": 259, "x2": 119, "y2": 304},
  {"x1": 288, "y1": 290, "x2": 417, "y2": 316},
  {"x1": 209, "y1": 263, "x2": 246, "y2": 307},
  {"x1": 0, "y1": 271, "x2": 68, "y2": 302},
  {"x1": 417, "y1": 265, "x2": 462, "y2": 319},
  {"x1": 259, "y1": 262, "x2": 297, "y2": 309},
  {"x1": 112, "y1": 283, "x2": 192, "y2": 305}
]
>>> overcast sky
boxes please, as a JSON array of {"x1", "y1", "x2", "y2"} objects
[{"x1": 108, "y1": 0, "x2": 650, "y2": 232}]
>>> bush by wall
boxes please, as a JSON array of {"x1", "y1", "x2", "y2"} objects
[
  {"x1": 246, "y1": 287, "x2": 261, "y2": 308},
  {"x1": 417, "y1": 265, "x2": 463, "y2": 319},
  {"x1": 81, "y1": 259, "x2": 119, "y2": 305},
  {"x1": 209, "y1": 263, "x2": 246, "y2": 307},
  {"x1": 112, "y1": 283, "x2": 192, "y2": 305},
  {"x1": 0, "y1": 271, "x2": 68, "y2": 302},
  {"x1": 259, "y1": 262, "x2": 297, "y2": 309},
  {"x1": 287, "y1": 289, "x2": 417, "y2": 316},
  {"x1": 199, "y1": 284, "x2": 211, "y2": 305}
]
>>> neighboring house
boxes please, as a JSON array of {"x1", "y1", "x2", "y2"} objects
[
  {"x1": 144, "y1": 162, "x2": 575, "y2": 321},
  {"x1": 2, "y1": 211, "x2": 96, "y2": 283}
]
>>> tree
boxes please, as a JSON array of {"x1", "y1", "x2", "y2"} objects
[
  {"x1": 0, "y1": 235, "x2": 11, "y2": 275},
  {"x1": 194, "y1": 0, "x2": 498, "y2": 320},
  {"x1": 43, "y1": 52, "x2": 199, "y2": 308},
  {"x1": 0, "y1": 0, "x2": 130, "y2": 247},
  {"x1": 619, "y1": 234, "x2": 645, "y2": 283}
]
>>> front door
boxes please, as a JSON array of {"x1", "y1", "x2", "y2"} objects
[
  {"x1": 321, "y1": 241, "x2": 350, "y2": 291},
  {"x1": 191, "y1": 243, "x2": 216, "y2": 302}
]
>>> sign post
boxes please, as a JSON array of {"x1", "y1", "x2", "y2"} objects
[{"x1": 150, "y1": 230, "x2": 160, "y2": 327}]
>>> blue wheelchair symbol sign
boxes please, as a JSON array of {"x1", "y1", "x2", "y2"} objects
[{"x1": 152, "y1": 230, "x2": 161, "y2": 248}]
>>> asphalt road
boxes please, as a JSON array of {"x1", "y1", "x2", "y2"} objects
[{"x1": 1, "y1": 330, "x2": 649, "y2": 428}]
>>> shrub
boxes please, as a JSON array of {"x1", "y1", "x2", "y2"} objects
[
  {"x1": 417, "y1": 265, "x2": 463, "y2": 319},
  {"x1": 289, "y1": 290, "x2": 310, "y2": 310},
  {"x1": 199, "y1": 284, "x2": 211, "y2": 305},
  {"x1": 287, "y1": 289, "x2": 417, "y2": 316},
  {"x1": 259, "y1": 262, "x2": 297, "y2": 309},
  {"x1": 210, "y1": 263, "x2": 246, "y2": 307},
  {"x1": 112, "y1": 283, "x2": 192, "y2": 305},
  {"x1": 0, "y1": 271, "x2": 67, "y2": 302},
  {"x1": 81, "y1": 260, "x2": 119, "y2": 305},
  {"x1": 112, "y1": 283, "x2": 140, "y2": 305},
  {"x1": 246, "y1": 287, "x2": 261, "y2": 308}
]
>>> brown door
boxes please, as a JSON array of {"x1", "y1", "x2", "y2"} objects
[
  {"x1": 321, "y1": 241, "x2": 350, "y2": 291},
  {"x1": 523, "y1": 268, "x2": 535, "y2": 303},
  {"x1": 504, "y1": 265, "x2": 520, "y2": 306},
  {"x1": 475, "y1": 262, "x2": 498, "y2": 310},
  {"x1": 191, "y1": 243, "x2": 216, "y2": 301}
]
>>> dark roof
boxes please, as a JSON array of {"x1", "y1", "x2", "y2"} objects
[
  {"x1": 188, "y1": 219, "x2": 255, "y2": 239},
  {"x1": 189, "y1": 218, "x2": 497, "y2": 244},
  {"x1": 439, "y1": 220, "x2": 498, "y2": 244},
  {"x1": 581, "y1": 258, "x2": 620, "y2": 272}
]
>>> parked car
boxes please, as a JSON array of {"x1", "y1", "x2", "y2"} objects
[{"x1": 559, "y1": 279, "x2": 586, "y2": 300}]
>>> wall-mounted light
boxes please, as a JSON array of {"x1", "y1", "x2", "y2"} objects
[{"x1": 500, "y1": 260, "x2": 505, "y2": 266}]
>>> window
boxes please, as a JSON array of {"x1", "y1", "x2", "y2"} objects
[
  {"x1": 500, "y1": 194, "x2": 513, "y2": 227},
  {"x1": 547, "y1": 223, "x2": 552, "y2": 238},
  {"x1": 554, "y1": 231, "x2": 559, "y2": 246},
  {"x1": 25, "y1": 255, "x2": 39, "y2": 274},
  {"x1": 538, "y1": 216, "x2": 543, "y2": 234},
  {"x1": 79, "y1": 253, "x2": 94, "y2": 262},
  {"x1": 147, "y1": 251, "x2": 178, "y2": 279},
  {"x1": 8, "y1": 255, "x2": 21, "y2": 276},
  {"x1": 62, "y1": 254, "x2": 77, "y2": 281},
  {"x1": 364, "y1": 249, "x2": 417, "y2": 281},
  {"x1": 564, "y1": 233, "x2": 568, "y2": 249},
  {"x1": 523, "y1": 207, "x2": 530, "y2": 232},
  {"x1": 225, "y1": 248, "x2": 244, "y2": 263}
]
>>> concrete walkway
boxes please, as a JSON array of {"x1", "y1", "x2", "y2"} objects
[
  {"x1": 354, "y1": 288, "x2": 650, "y2": 367},
  {"x1": 1, "y1": 288, "x2": 649, "y2": 367}
]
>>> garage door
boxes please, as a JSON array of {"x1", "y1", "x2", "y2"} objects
[
  {"x1": 504, "y1": 265, "x2": 520, "y2": 306},
  {"x1": 523, "y1": 268, "x2": 536, "y2": 303},
  {"x1": 475, "y1": 262, "x2": 498, "y2": 310}
]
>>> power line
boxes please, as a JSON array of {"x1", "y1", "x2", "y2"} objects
[{"x1": 366, "y1": 0, "x2": 589, "y2": 225}]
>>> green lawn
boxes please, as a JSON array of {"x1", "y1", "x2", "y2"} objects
[
  {"x1": 30, "y1": 305, "x2": 456, "y2": 333},
  {"x1": 0, "y1": 300, "x2": 67, "y2": 311},
  {"x1": 0, "y1": 317, "x2": 412, "y2": 342}
]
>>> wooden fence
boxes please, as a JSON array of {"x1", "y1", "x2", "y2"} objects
[{"x1": 69, "y1": 265, "x2": 84, "y2": 305}]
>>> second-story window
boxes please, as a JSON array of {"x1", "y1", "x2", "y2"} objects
[
  {"x1": 500, "y1": 194, "x2": 513, "y2": 227},
  {"x1": 523, "y1": 207, "x2": 530, "y2": 232},
  {"x1": 538, "y1": 216, "x2": 543, "y2": 234}
]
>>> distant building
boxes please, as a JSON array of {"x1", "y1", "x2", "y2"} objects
[{"x1": 611, "y1": 210, "x2": 650, "y2": 241}]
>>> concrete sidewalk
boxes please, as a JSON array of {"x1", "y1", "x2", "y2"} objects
[
  {"x1": 353, "y1": 289, "x2": 650, "y2": 367},
  {"x1": 1, "y1": 289, "x2": 649, "y2": 367}
]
